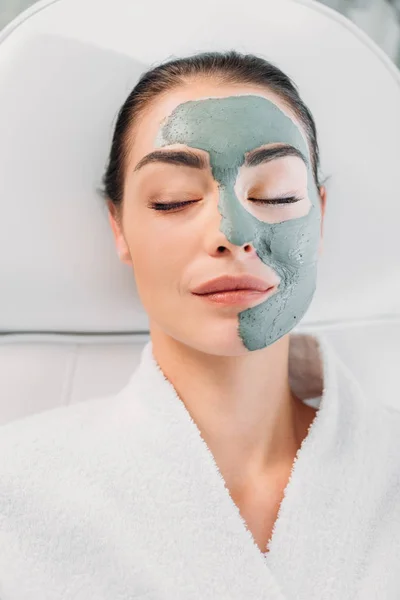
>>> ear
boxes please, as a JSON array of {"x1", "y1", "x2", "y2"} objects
[
  {"x1": 318, "y1": 185, "x2": 327, "y2": 256},
  {"x1": 107, "y1": 200, "x2": 133, "y2": 266}
]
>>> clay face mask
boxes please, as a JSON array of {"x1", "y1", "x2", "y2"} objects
[{"x1": 154, "y1": 95, "x2": 322, "y2": 351}]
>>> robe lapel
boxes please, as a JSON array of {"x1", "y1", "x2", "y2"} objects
[
  {"x1": 263, "y1": 334, "x2": 388, "y2": 599},
  {"x1": 124, "y1": 339, "x2": 287, "y2": 599},
  {"x1": 123, "y1": 333, "x2": 384, "y2": 599}
]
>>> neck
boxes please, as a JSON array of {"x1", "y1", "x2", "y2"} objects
[{"x1": 149, "y1": 323, "x2": 313, "y2": 493}]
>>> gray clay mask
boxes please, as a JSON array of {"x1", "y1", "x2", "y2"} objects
[{"x1": 154, "y1": 95, "x2": 322, "y2": 351}]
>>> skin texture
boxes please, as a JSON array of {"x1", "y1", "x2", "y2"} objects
[{"x1": 108, "y1": 80, "x2": 326, "y2": 551}]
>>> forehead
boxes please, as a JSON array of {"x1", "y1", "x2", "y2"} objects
[
  {"x1": 154, "y1": 95, "x2": 310, "y2": 170},
  {"x1": 128, "y1": 84, "x2": 309, "y2": 168}
]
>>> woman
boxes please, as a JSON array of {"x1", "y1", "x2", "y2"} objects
[
  {"x1": 0, "y1": 51, "x2": 399, "y2": 600},
  {"x1": 105, "y1": 50, "x2": 327, "y2": 555}
]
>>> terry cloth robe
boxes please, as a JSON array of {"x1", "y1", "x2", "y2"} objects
[{"x1": 0, "y1": 332, "x2": 399, "y2": 600}]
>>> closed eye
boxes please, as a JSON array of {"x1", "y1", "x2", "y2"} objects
[
  {"x1": 148, "y1": 195, "x2": 303, "y2": 212},
  {"x1": 148, "y1": 200, "x2": 200, "y2": 211},
  {"x1": 248, "y1": 195, "x2": 303, "y2": 205}
]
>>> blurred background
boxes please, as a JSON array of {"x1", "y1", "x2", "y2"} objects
[{"x1": 1, "y1": 0, "x2": 400, "y2": 67}]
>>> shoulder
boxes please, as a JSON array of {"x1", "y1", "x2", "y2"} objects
[
  {"x1": 0, "y1": 390, "x2": 134, "y2": 528},
  {"x1": 0, "y1": 392, "x2": 119, "y2": 481},
  {"x1": 0, "y1": 392, "x2": 113, "y2": 439}
]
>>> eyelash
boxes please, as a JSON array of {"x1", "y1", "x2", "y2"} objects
[{"x1": 149, "y1": 196, "x2": 303, "y2": 211}]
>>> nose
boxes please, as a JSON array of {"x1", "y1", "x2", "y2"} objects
[
  {"x1": 203, "y1": 187, "x2": 259, "y2": 258},
  {"x1": 214, "y1": 241, "x2": 257, "y2": 257},
  {"x1": 215, "y1": 184, "x2": 256, "y2": 247}
]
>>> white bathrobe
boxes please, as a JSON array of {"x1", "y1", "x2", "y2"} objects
[{"x1": 0, "y1": 332, "x2": 399, "y2": 599}]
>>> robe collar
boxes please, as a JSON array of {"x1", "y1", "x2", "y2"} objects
[{"x1": 120, "y1": 331, "x2": 382, "y2": 599}]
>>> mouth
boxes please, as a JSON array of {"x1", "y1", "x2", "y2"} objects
[{"x1": 192, "y1": 285, "x2": 276, "y2": 306}]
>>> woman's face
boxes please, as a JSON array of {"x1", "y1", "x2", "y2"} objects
[{"x1": 108, "y1": 81, "x2": 326, "y2": 355}]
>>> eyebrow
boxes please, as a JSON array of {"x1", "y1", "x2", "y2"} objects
[
  {"x1": 133, "y1": 144, "x2": 307, "y2": 173},
  {"x1": 245, "y1": 145, "x2": 308, "y2": 168}
]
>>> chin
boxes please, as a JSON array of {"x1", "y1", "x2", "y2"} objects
[
  {"x1": 180, "y1": 318, "x2": 266, "y2": 357},
  {"x1": 151, "y1": 306, "x2": 271, "y2": 357}
]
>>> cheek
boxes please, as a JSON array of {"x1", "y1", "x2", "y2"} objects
[
  {"x1": 267, "y1": 214, "x2": 321, "y2": 273},
  {"x1": 124, "y1": 205, "x2": 192, "y2": 291}
]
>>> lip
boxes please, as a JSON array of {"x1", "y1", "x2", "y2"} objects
[
  {"x1": 191, "y1": 274, "x2": 273, "y2": 295},
  {"x1": 194, "y1": 287, "x2": 276, "y2": 306}
]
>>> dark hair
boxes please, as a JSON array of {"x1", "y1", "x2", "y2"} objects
[{"x1": 100, "y1": 50, "x2": 323, "y2": 221}]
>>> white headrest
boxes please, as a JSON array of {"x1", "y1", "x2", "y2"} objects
[{"x1": 0, "y1": 0, "x2": 399, "y2": 334}]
